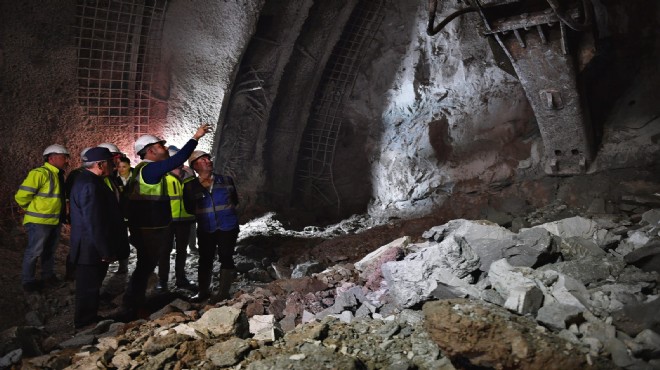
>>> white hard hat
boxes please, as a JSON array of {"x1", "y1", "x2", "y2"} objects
[
  {"x1": 134, "y1": 134, "x2": 165, "y2": 155},
  {"x1": 167, "y1": 145, "x2": 180, "y2": 157},
  {"x1": 43, "y1": 144, "x2": 70, "y2": 156},
  {"x1": 80, "y1": 147, "x2": 93, "y2": 158},
  {"x1": 188, "y1": 150, "x2": 210, "y2": 167},
  {"x1": 98, "y1": 142, "x2": 121, "y2": 154}
]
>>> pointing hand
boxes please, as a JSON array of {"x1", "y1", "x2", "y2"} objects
[{"x1": 194, "y1": 123, "x2": 212, "y2": 140}]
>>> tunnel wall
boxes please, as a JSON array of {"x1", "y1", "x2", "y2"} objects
[
  {"x1": 1, "y1": 0, "x2": 658, "y2": 226},
  {"x1": 0, "y1": 0, "x2": 262, "y2": 216}
]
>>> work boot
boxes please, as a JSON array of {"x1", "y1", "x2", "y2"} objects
[
  {"x1": 214, "y1": 269, "x2": 236, "y2": 302},
  {"x1": 75, "y1": 315, "x2": 106, "y2": 330},
  {"x1": 23, "y1": 281, "x2": 43, "y2": 293},
  {"x1": 154, "y1": 281, "x2": 168, "y2": 293},
  {"x1": 190, "y1": 291, "x2": 209, "y2": 303},
  {"x1": 176, "y1": 277, "x2": 197, "y2": 291},
  {"x1": 64, "y1": 270, "x2": 75, "y2": 282},
  {"x1": 190, "y1": 267, "x2": 212, "y2": 303},
  {"x1": 112, "y1": 310, "x2": 136, "y2": 323},
  {"x1": 117, "y1": 258, "x2": 129, "y2": 274},
  {"x1": 65, "y1": 260, "x2": 76, "y2": 281},
  {"x1": 44, "y1": 275, "x2": 63, "y2": 288}
]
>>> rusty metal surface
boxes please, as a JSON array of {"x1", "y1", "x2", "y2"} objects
[
  {"x1": 474, "y1": 0, "x2": 594, "y2": 175},
  {"x1": 427, "y1": 0, "x2": 595, "y2": 174},
  {"x1": 479, "y1": 0, "x2": 521, "y2": 6},
  {"x1": 495, "y1": 28, "x2": 592, "y2": 174},
  {"x1": 485, "y1": 8, "x2": 579, "y2": 34}
]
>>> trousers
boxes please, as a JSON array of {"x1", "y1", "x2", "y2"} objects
[
  {"x1": 74, "y1": 263, "x2": 108, "y2": 328},
  {"x1": 158, "y1": 221, "x2": 192, "y2": 283},
  {"x1": 22, "y1": 223, "x2": 61, "y2": 284},
  {"x1": 122, "y1": 226, "x2": 169, "y2": 311}
]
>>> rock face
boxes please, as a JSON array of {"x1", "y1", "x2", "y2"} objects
[
  {"x1": 423, "y1": 299, "x2": 607, "y2": 370},
  {"x1": 1, "y1": 1, "x2": 659, "y2": 227}
]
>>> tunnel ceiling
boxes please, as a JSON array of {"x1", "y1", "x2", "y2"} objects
[
  {"x1": 0, "y1": 0, "x2": 659, "y2": 226},
  {"x1": 215, "y1": 0, "x2": 383, "y2": 223},
  {"x1": 213, "y1": 0, "x2": 660, "y2": 225}
]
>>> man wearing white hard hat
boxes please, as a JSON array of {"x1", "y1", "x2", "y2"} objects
[
  {"x1": 183, "y1": 150, "x2": 240, "y2": 302},
  {"x1": 15, "y1": 144, "x2": 70, "y2": 292},
  {"x1": 98, "y1": 142, "x2": 125, "y2": 178},
  {"x1": 154, "y1": 145, "x2": 197, "y2": 292},
  {"x1": 117, "y1": 123, "x2": 211, "y2": 321}
]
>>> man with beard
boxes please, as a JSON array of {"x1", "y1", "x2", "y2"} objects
[{"x1": 116, "y1": 123, "x2": 211, "y2": 320}]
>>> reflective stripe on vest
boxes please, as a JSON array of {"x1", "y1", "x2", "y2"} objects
[
  {"x1": 166, "y1": 173, "x2": 194, "y2": 222},
  {"x1": 198, "y1": 203, "x2": 233, "y2": 214},
  {"x1": 128, "y1": 163, "x2": 168, "y2": 201},
  {"x1": 14, "y1": 163, "x2": 63, "y2": 225},
  {"x1": 192, "y1": 175, "x2": 238, "y2": 232}
]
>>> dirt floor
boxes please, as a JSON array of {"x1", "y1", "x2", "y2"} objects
[{"x1": 0, "y1": 218, "x2": 78, "y2": 339}]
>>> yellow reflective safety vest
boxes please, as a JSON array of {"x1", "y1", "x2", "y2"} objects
[
  {"x1": 126, "y1": 162, "x2": 171, "y2": 228},
  {"x1": 166, "y1": 171, "x2": 195, "y2": 222},
  {"x1": 15, "y1": 162, "x2": 64, "y2": 225},
  {"x1": 103, "y1": 176, "x2": 121, "y2": 202}
]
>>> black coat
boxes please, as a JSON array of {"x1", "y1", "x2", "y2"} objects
[{"x1": 69, "y1": 170, "x2": 129, "y2": 265}]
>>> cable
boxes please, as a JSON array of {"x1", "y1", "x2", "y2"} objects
[{"x1": 427, "y1": 0, "x2": 477, "y2": 36}]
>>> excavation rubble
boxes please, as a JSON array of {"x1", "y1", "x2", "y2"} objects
[
  {"x1": 1, "y1": 1, "x2": 659, "y2": 369},
  {"x1": 1, "y1": 201, "x2": 659, "y2": 369}
]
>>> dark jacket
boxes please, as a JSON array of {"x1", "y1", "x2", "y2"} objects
[
  {"x1": 69, "y1": 170, "x2": 129, "y2": 265},
  {"x1": 65, "y1": 167, "x2": 85, "y2": 200}
]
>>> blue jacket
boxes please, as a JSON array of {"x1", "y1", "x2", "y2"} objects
[
  {"x1": 183, "y1": 174, "x2": 239, "y2": 232},
  {"x1": 69, "y1": 170, "x2": 129, "y2": 265}
]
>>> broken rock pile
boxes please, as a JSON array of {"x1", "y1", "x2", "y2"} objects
[
  {"x1": 374, "y1": 211, "x2": 660, "y2": 368},
  {"x1": 2, "y1": 209, "x2": 660, "y2": 369}
]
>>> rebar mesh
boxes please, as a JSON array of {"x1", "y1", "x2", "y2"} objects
[
  {"x1": 222, "y1": 67, "x2": 270, "y2": 177},
  {"x1": 75, "y1": 0, "x2": 167, "y2": 136},
  {"x1": 296, "y1": 0, "x2": 384, "y2": 206}
]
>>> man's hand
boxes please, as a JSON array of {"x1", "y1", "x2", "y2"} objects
[{"x1": 193, "y1": 123, "x2": 212, "y2": 140}]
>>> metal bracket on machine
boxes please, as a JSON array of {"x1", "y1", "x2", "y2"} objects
[{"x1": 427, "y1": 0, "x2": 595, "y2": 175}]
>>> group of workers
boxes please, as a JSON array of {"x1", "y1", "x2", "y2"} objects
[{"x1": 14, "y1": 123, "x2": 241, "y2": 328}]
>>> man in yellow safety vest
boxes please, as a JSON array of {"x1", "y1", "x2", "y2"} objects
[
  {"x1": 15, "y1": 144, "x2": 70, "y2": 292},
  {"x1": 155, "y1": 145, "x2": 197, "y2": 292},
  {"x1": 116, "y1": 123, "x2": 210, "y2": 321}
]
